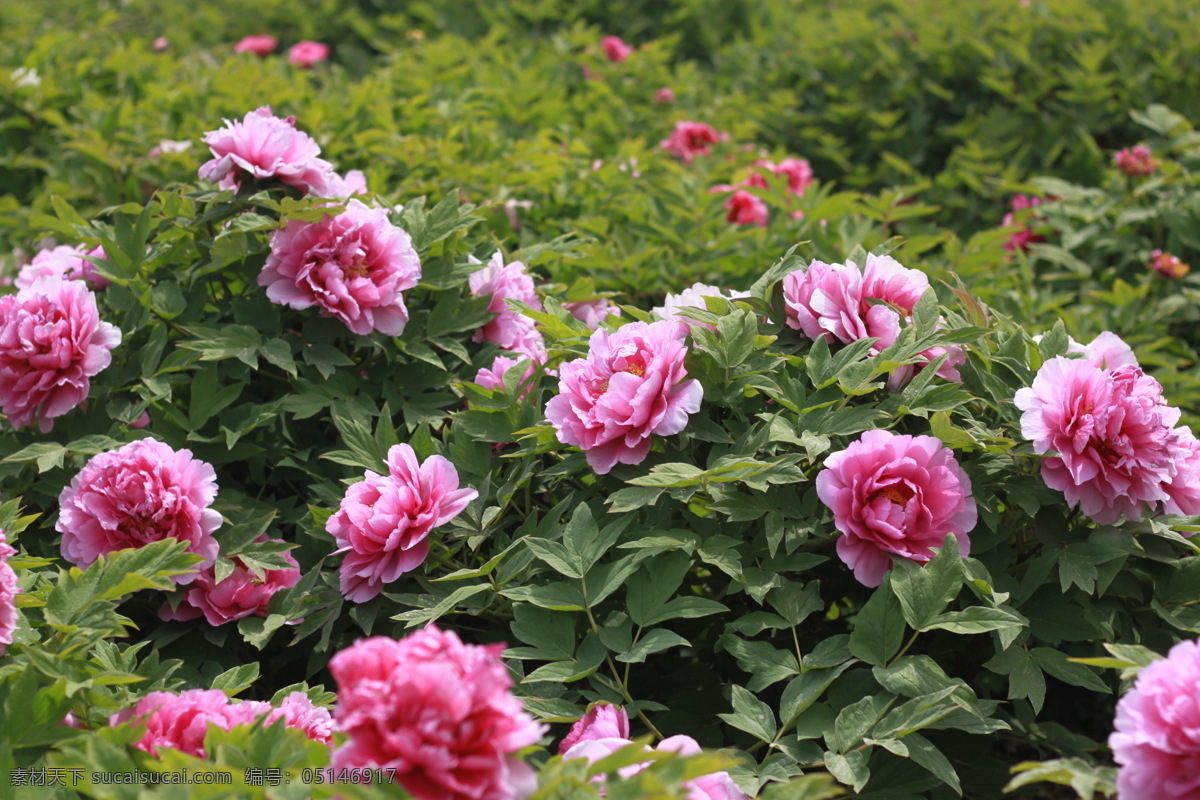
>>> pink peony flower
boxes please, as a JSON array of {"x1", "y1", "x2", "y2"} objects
[
  {"x1": 1066, "y1": 330, "x2": 1139, "y2": 370},
  {"x1": 199, "y1": 106, "x2": 335, "y2": 195},
  {"x1": 545, "y1": 320, "x2": 703, "y2": 474},
  {"x1": 783, "y1": 254, "x2": 962, "y2": 386},
  {"x1": 327, "y1": 444, "x2": 478, "y2": 602},
  {"x1": 159, "y1": 539, "x2": 300, "y2": 626},
  {"x1": 601, "y1": 36, "x2": 634, "y2": 62},
  {"x1": 234, "y1": 35, "x2": 278, "y2": 56},
  {"x1": 653, "y1": 282, "x2": 750, "y2": 330},
  {"x1": 656, "y1": 87, "x2": 676, "y2": 104},
  {"x1": 329, "y1": 625, "x2": 544, "y2": 800},
  {"x1": 148, "y1": 139, "x2": 193, "y2": 159},
  {"x1": 266, "y1": 691, "x2": 335, "y2": 745},
  {"x1": 288, "y1": 40, "x2": 330, "y2": 68},
  {"x1": 152, "y1": 36, "x2": 170, "y2": 52},
  {"x1": 259, "y1": 199, "x2": 421, "y2": 336},
  {"x1": 559, "y1": 703, "x2": 630, "y2": 754},
  {"x1": 724, "y1": 190, "x2": 769, "y2": 227},
  {"x1": 469, "y1": 252, "x2": 546, "y2": 358},
  {"x1": 1151, "y1": 249, "x2": 1190, "y2": 280},
  {"x1": 1109, "y1": 638, "x2": 1200, "y2": 799},
  {"x1": 1015, "y1": 358, "x2": 1182, "y2": 525},
  {"x1": 16, "y1": 245, "x2": 109, "y2": 290},
  {"x1": 0, "y1": 277, "x2": 121, "y2": 432},
  {"x1": 755, "y1": 157, "x2": 815, "y2": 197},
  {"x1": 660, "y1": 122, "x2": 723, "y2": 164},
  {"x1": 1002, "y1": 194, "x2": 1047, "y2": 253},
  {"x1": 131, "y1": 411, "x2": 152, "y2": 428},
  {"x1": 475, "y1": 355, "x2": 542, "y2": 398},
  {"x1": 816, "y1": 429, "x2": 976, "y2": 588},
  {"x1": 56, "y1": 439, "x2": 221, "y2": 583},
  {"x1": 0, "y1": 531, "x2": 19, "y2": 656},
  {"x1": 564, "y1": 298, "x2": 620, "y2": 329},
  {"x1": 326, "y1": 169, "x2": 369, "y2": 198},
  {"x1": 1114, "y1": 145, "x2": 1158, "y2": 177},
  {"x1": 1164, "y1": 428, "x2": 1200, "y2": 518}
]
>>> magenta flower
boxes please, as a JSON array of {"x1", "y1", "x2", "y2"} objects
[
  {"x1": 469, "y1": 252, "x2": 546, "y2": 358},
  {"x1": 545, "y1": 320, "x2": 703, "y2": 474},
  {"x1": 16, "y1": 244, "x2": 109, "y2": 290},
  {"x1": 1002, "y1": 194, "x2": 1047, "y2": 253},
  {"x1": 327, "y1": 444, "x2": 478, "y2": 602},
  {"x1": 268, "y1": 692, "x2": 335, "y2": 745},
  {"x1": 289, "y1": 40, "x2": 330, "y2": 68},
  {"x1": 234, "y1": 35, "x2": 277, "y2": 56},
  {"x1": 754, "y1": 157, "x2": 815, "y2": 197},
  {"x1": 816, "y1": 430, "x2": 976, "y2": 587},
  {"x1": 258, "y1": 199, "x2": 421, "y2": 336},
  {"x1": 724, "y1": 190, "x2": 769, "y2": 227},
  {"x1": 56, "y1": 439, "x2": 221, "y2": 583},
  {"x1": 475, "y1": 355, "x2": 542, "y2": 399},
  {"x1": 329, "y1": 625, "x2": 544, "y2": 800},
  {"x1": 564, "y1": 298, "x2": 620, "y2": 329},
  {"x1": 660, "y1": 121, "x2": 723, "y2": 164},
  {"x1": 0, "y1": 531, "x2": 19, "y2": 656},
  {"x1": 601, "y1": 36, "x2": 634, "y2": 62},
  {"x1": 559, "y1": 703, "x2": 630, "y2": 754},
  {"x1": 655, "y1": 87, "x2": 676, "y2": 104},
  {"x1": 1114, "y1": 145, "x2": 1158, "y2": 177},
  {"x1": 1110, "y1": 639, "x2": 1200, "y2": 799},
  {"x1": 652, "y1": 282, "x2": 750, "y2": 331},
  {"x1": 1015, "y1": 358, "x2": 1181, "y2": 525},
  {"x1": 199, "y1": 106, "x2": 335, "y2": 195},
  {"x1": 0, "y1": 277, "x2": 121, "y2": 432},
  {"x1": 1151, "y1": 249, "x2": 1190, "y2": 280},
  {"x1": 160, "y1": 539, "x2": 300, "y2": 626}
]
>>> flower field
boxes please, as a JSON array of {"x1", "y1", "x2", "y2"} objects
[{"x1": 4, "y1": 0, "x2": 1200, "y2": 798}]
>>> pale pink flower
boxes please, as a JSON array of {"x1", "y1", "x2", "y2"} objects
[
  {"x1": 16, "y1": 245, "x2": 109, "y2": 290},
  {"x1": 199, "y1": 106, "x2": 335, "y2": 195},
  {"x1": 564, "y1": 298, "x2": 620, "y2": 329},
  {"x1": 266, "y1": 692, "x2": 334, "y2": 745},
  {"x1": 1110, "y1": 638, "x2": 1200, "y2": 799},
  {"x1": 545, "y1": 320, "x2": 703, "y2": 474},
  {"x1": 1164, "y1": 428, "x2": 1200, "y2": 518},
  {"x1": 1063, "y1": 330, "x2": 1139, "y2": 370},
  {"x1": 653, "y1": 282, "x2": 750, "y2": 330},
  {"x1": 330, "y1": 625, "x2": 544, "y2": 800},
  {"x1": 755, "y1": 157, "x2": 815, "y2": 196},
  {"x1": 469, "y1": 252, "x2": 546, "y2": 358},
  {"x1": 1114, "y1": 145, "x2": 1158, "y2": 177},
  {"x1": 327, "y1": 444, "x2": 478, "y2": 602},
  {"x1": 655, "y1": 87, "x2": 676, "y2": 104},
  {"x1": 148, "y1": 139, "x2": 193, "y2": 159},
  {"x1": 660, "y1": 122, "x2": 723, "y2": 164},
  {"x1": 259, "y1": 199, "x2": 421, "y2": 336},
  {"x1": 326, "y1": 169, "x2": 368, "y2": 197},
  {"x1": 475, "y1": 355, "x2": 543, "y2": 399},
  {"x1": 56, "y1": 439, "x2": 221, "y2": 583},
  {"x1": 724, "y1": 190, "x2": 768, "y2": 227},
  {"x1": 816, "y1": 430, "x2": 976, "y2": 588},
  {"x1": 1151, "y1": 249, "x2": 1190, "y2": 280},
  {"x1": 0, "y1": 531, "x2": 19, "y2": 656},
  {"x1": 0, "y1": 277, "x2": 121, "y2": 432},
  {"x1": 131, "y1": 411, "x2": 152, "y2": 429},
  {"x1": 159, "y1": 539, "x2": 300, "y2": 626},
  {"x1": 601, "y1": 36, "x2": 634, "y2": 62},
  {"x1": 152, "y1": 37, "x2": 170, "y2": 52},
  {"x1": 234, "y1": 35, "x2": 278, "y2": 56},
  {"x1": 559, "y1": 703, "x2": 630, "y2": 754},
  {"x1": 1015, "y1": 358, "x2": 1181, "y2": 525},
  {"x1": 288, "y1": 41, "x2": 330, "y2": 68}
]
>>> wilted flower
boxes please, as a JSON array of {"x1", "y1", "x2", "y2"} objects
[
  {"x1": 160, "y1": 540, "x2": 300, "y2": 626},
  {"x1": 724, "y1": 190, "x2": 769, "y2": 227},
  {"x1": 234, "y1": 35, "x2": 278, "y2": 56},
  {"x1": 0, "y1": 531, "x2": 18, "y2": 656},
  {"x1": 327, "y1": 444, "x2": 478, "y2": 602},
  {"x1": 1151, "y1": 249, "x2": 1190, "y2": 280},
  {"x1": 259, "y1": 199, "x2": 421, "y2": 336},
  {"x1": 16, "y1": 244, "x2": 109, "y2": 290},
  {"x1": 199, "y1": 106, "x2": 335, "y2": 195},
  {"x1": 1110, "y1": 638, "x2": 1200, "y2": 799},
  {"x1": 653, "y1": 281, "x2": 750, "y2": 330},
  {"x1": 601, "y1": 36, "x2": 634, "y2": 62},
  {"x1": 545, "y1": 320, "x2": 703, "y2": 474},
  {"x1": 329, "y1": 625, "x2": 544, "y2": 800},
  {"x1": 57, "y1": 439, "x2": 221, "y2": 582},
  {"x1": 1114, "y1": 145, "x2": 1158, "y2": 177},
  {"x1": 288, "y1": 40, "x2": 330, "y2": 68},
  {"x1": 0, "y1": 277, "x2": 121, "y2": 432},
  {"x1": 816, "y1": 430, "x2": 977, "y2": 587},
  {"x1": 660, "y1": 121, "x2": 723, "y2": 164}
]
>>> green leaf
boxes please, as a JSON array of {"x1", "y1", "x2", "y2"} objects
[
  {"x1": 906, "y1": 732, "x2": 962, "y2": 794},
  {"x1": 615, "y1": 629, "x2": 691, "y2": 664},
  {"x1": 210, "y1": 663, "x2": 260, "y2": 695},
  {"x1": 925, "y1": 606, "x2": 1026, "y2": 635},
  {"x1": 827, "y1": 694, "x2": 892, "y2": 753},
  {"x1": 849, "y1": 578, "x2": 906, "y2": 667},
  {"x1": 890, "y1": 536, "x2": 964, "y2": 631},
  {"x1": 719, "y1": 635, "x2": 801, "y2": 690},
  {"x1": 718, "y1": 685, "x2": 777, "y2": 742}
]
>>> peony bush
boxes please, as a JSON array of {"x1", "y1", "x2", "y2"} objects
[{"x1": 3, "y1": 4, "x2": 1200, "y2": 800}]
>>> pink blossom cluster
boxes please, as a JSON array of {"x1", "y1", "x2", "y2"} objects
[
  {"x1": 16, "y1": 244, "x2": 109, "y2": 290},
  {"x1": 660, "y1": 121, "x2": 724, "y2": 164},
  {"x1": 708, "y1": 156, "x2": 815, "y2": 226},
  {"x1": 1151, "y1": 249, "x2": 1190, "y2": 280},
  {"x1": 816, "y1": 429, "x2": 977, "y2": 587},
  {"x1": 652, "y1": 282, "x2": 750, "y2": 330},
  {"x1": 234, "y1": 35, "x2": 330, "y2": 67},
  {"x1": 329, "y1": 625, "x2": 544, "y2": 800},
  {"x1": 112, "y1": 689, "x2": 332, "y2": 757},
  {"x1": 545, "y1": 320, "x2": 703, "y2": 474},
  {"x1": 1015, "y1": 332, "x2": 1200, "y2": 525},
  {"x1": 56, "y1": 439, "x2": 221, "y2": 582},
  {"x1": 1109, "y1": 638, "x2": 1200, "y2": 799},
  {"x1": 0, "y1": 277, "x2": 121, "y2": 432},
  {"x1": 0, "y1": 531, "x2": 19, "y2": 656},
  {"x1": 326, "y1": 444, "x2": 477, "y2": 602},
  {"x1": 159, "y1": 539, "x2": 300, "y2": 626},
  {"x1": 601, "y1": 36, "x2": 634, "y2": 63},
  {"x1": 469, "y1": 252, "x2": 546, "y2": 360},
  {"x1": 1114, "y1": 145, "x2": 1158, "y2": 177},
  {"x1": 1002, "y1": 194, "x2": 1047, "y2": 252},
  {"x1": 558, "y1": 704, "x2": 749, "y2": 800},
  {"x1": 782, "y1": 253, "x2": 965, "y2": 389},
  {"x1": 259, "y1": 199, "x2": 421, "y2": 336}
]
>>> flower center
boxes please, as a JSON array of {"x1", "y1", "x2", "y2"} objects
[
  {"x1": 343, "y1": 258, "x2": 370, "y2": 279},
  {"x1": 872, "y1": 483, "x2": 914, "y2": 508}
]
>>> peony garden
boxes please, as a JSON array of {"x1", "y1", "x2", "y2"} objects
[{"x1": 4, "y1": 1, "x2": 1200, "y2": 798}]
